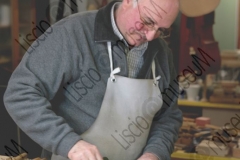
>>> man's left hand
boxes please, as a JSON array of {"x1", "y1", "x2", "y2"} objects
[{"x1": 137, "y1": 152, "x2": 159, "y2": 160}]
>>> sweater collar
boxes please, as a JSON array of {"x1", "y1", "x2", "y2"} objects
[{"x1": 94, "y1": 1, "x2": 121, "y2": 42}]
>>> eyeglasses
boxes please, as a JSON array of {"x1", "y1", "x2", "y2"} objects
[{"x1": 136, "y1": 0, "x2": 171, "y2": 38}]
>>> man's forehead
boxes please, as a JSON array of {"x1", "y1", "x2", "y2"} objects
[
  {"x1": 138, "y1": 1, "x2": 169, "y2": 21},
  {"x1": 138, "y1": 0, "x2": 179, "y2": 11},
  {"x1": 137, "y1": 0, "x2": 179, "y2": 27}
]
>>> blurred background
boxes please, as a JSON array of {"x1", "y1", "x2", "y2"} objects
[{"x1": 0, "y1": 0, "x2": 240, "y2": 159}]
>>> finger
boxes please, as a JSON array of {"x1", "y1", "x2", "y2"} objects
[
  {"x1": 95, "y1": 152, "x2": 103, "y2": 160},
  {"x1": 85, "y1": 151, "x2": 96, "y2": 160},
  {"x1": 94, "y1": 149, "x2": 103, "y2": 160}
]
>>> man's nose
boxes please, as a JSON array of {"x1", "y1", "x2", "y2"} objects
[{"x1": 145, "y1": 30, "x2": 158, "y2": 41}]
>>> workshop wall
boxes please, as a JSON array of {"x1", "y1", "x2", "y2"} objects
[{"x1": 214, "y1": 0, "x2": 239, "y2": 50}]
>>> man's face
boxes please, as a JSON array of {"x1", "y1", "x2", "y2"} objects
[{"x1": 119, "y1": 0, "x2": 179, "y2": 47}]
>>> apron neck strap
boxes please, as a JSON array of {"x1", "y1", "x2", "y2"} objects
[
  {"x1": 151, "y1": 60, "x2": 161, "y2": 85},
  {"x1": 107, "y1": 42, "x2": 120, "y2": 81},
  {"x1": 107, "y1": 42, "x2": 113, "y2": 72}
]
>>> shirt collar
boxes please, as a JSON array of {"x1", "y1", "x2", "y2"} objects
[
  {"x1": 110, "y1": 2, "x2": 129, "y2": 46},
  {"x1": 94, "y1": 1, "x2": 121, "y2": 43}
]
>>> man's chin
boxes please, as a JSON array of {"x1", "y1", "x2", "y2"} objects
[
  {"x1": 125, "y1": 34, "x2": 146, "y2": 47},
  {"x1": 126, "y1": 39, "x2": 136, "y2": 47},
  {"x1": 132, "y1": 41, "x2": 146, "y2": 47},
  {"x1": 126, "y1": 39, "x2": 145, "y2": 48}
]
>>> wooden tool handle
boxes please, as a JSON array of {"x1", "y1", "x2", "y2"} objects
[
  {"x1": 205, "y1": 124, "x2": 221, "y2": 130},
  {"x1": 183, "y1": 117, "x2": 195, "y2": 122},
  {"x1": 1, "y1": 153, "x2": 47, "y2": 160},
  {"x1": 194, "y1": 131, "x2": 211, "y2": 137}
]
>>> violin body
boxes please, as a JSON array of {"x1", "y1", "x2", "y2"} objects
[{"x1": 179, "y1": 12, "x2": 221, "y2": 76}]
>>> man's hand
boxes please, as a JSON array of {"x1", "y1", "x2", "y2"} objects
[
  {"x1": 68, "y1": 140, "x2": 103, "y2": 160},
  {"x1": 137, "y1": 152, "x2": 159, "y2": 160}
]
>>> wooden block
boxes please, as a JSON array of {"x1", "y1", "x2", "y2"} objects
[
  {"x1": 232, "y1": 145, "x2": 240, "y2": 158},
  {"x1": 196, "y1": 140, "x2": 230, "y2": 157},
  {"x1": 196, "y1": 117, "x2": 210, "y2": 127},
  {"x1": 0, "y1": 153, "x2": 46, "y2": 160}
]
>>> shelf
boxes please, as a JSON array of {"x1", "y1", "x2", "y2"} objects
[
  {"x1": 0, "y1": 25, "x2": 11, "y2": 29},
  {"x1": 171, "y1": 151, "x2": 239, "y2": 160},
  {"x1": 0, "y1": 85, "x2": 7, "y2": 88},
  {"x1": 0, "y1": 56, "x2": 11, "y2": 64},
  {"x1": 178, "y1": 99, "x2": 240, "y2": 110}
]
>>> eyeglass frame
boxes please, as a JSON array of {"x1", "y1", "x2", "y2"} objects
[{"x1": 135, "y1": 0, "x2": 171, "y2": 39}]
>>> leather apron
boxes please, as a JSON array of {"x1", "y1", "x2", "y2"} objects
[{"x1": 51, "y1": 42, "x2": 163, "y2": 160}]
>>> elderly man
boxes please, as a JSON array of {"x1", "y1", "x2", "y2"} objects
[{"x1": 4, "y1": 0, "x2": 182, "y2": 160}]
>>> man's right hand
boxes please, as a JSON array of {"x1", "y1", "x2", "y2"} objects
[{"x1": 68, "y1": 140, "x2": 103, "y2": 160}]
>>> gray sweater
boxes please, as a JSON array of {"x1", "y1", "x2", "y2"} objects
[{"x1": 4, "y1": 1, "x2": 182, "y2": 160}]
